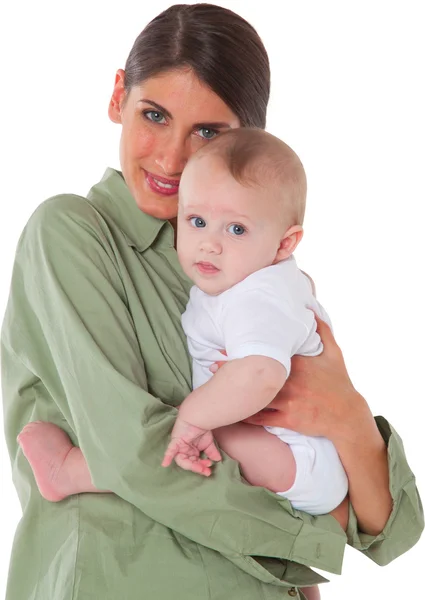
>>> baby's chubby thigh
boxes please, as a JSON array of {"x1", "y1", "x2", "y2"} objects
[{"x1": 213, "y1": 423, "x2": 296, "y2": 493}]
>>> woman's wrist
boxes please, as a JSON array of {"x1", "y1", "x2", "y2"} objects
[
  {"x1": 326, "y1": 391, "x2": 377, "y2": 448},
  {"x1": 332, "y1": 412, "x2": 388, "y2": 468},
  {"x1": 333, "y1": 407, "x2": 392, "y2": 534}
]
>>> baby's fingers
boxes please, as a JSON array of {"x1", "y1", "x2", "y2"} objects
[
  {"x1": 161, "y1": 442, "x2": 180, "y2": 467},
  {"x1": 175, "y1": 454, "x2": 212, "y2": 476},
  {"x1": 203, "y1": 441, "x2": 221, "y2": 462}
]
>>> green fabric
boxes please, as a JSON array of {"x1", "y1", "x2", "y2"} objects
[{"x1": 1, "y1": 168, "x2": 423, "y2": 599}]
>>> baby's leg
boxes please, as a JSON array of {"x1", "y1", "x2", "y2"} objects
[
  {"x1": 213, "y1": 422, "x2": 296, "y2": 493},
  {"x1": 329, "y1": 494, "x2": 349, "y2": 531},
  {"x1": 301, "y1": 586, "x2": 321, "y2": 600},
  {"x1": 215, "y1": 424, "x2": 340, "y2": 600},
  {"x1": 215, "y1": 422, "x2": 349, "y2": 531},
  {"x1": 17, "y1": 421, "x2": 109, "y2": 502}
]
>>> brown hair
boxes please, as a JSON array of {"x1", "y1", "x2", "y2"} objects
[
  {"x1": 124, "y1": 4, "x2": 270, "y2": 128},
  {"x1": 195, "y1": 128, "x2": 307, "y2": 226}
]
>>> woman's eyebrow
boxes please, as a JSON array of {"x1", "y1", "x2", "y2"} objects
[
  {"x1": 138, "y1": 99, "x2": 231, "y2": 129},
  {"x1": 139, "y1": 99, "x2": 173, "y2": 120},
  {"x1": 193, "y1": 121, "x2": 232, "y2": 130}
]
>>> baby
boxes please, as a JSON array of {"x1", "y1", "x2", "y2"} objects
[
  {"x1": 162, "y1": 129, "x2": 348, "y2": 518},
  {"x1": 18, "y1": 129, "x2": 348, "y2": 523}
]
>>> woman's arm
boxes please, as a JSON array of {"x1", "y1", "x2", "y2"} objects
[
  {"x1": 328, "y1": 396, "x2": 391, "y2": 536},
  {"x1": 1, "y1": 196, "x2": 345, "y2": 585},
  {"x1": 244, "y1": 316, "x2": 424, "y2": 558}
]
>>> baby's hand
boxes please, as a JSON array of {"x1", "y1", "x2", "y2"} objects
[{"x1": 162, "y1": 417, "x2": 221, "y2": 476}]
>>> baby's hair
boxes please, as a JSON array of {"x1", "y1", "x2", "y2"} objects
[{"x1": 194, "y1": 128, "x2": 307, "y2": 226}]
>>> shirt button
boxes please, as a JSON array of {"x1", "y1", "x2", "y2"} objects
[{"x1": 288, "y1": 588, "x2": 298, "y2": 597}]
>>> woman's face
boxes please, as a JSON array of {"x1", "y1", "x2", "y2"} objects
[{"x1": 109, "y1": 68, "x2": 240, "y2": 221}]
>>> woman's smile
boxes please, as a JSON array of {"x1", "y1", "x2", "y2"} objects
[{"x1": 144, "y1": 169, "x2": 180, "y2": 196}]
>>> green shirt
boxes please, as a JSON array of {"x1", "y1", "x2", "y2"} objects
[{"x1": 1, "y1": 169, "x2": 423, "y2": 600}]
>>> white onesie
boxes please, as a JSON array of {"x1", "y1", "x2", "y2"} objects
[{"x1": 182, "y1": 256, "x2": 348, "y2": 515}]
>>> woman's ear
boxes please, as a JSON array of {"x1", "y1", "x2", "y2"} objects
[
  {"x1": 273, "y1": 226, "x2": 304, "y2": 263},
  {"x1": 108, "y1": 69, "x2": 127, "y2": 124}
]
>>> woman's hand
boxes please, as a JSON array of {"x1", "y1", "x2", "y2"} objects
[{"x1": 246, "y1": 314, "x2": 371, "y2": 442}]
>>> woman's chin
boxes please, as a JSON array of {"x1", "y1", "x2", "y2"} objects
[{"x1": 133, "y1": 192, "x2": 179, "y2": 220}]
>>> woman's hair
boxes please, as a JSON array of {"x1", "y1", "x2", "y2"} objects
[{"x1": 124, "y1": 3, "x2": 270, "y2": 128}]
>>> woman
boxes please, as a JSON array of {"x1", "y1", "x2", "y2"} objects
[{"x1": 1, "y1": 4, "x2": 423, "y2": 600}]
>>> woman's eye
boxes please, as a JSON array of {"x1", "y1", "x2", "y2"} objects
[
  {"x1": 144, "y1": 110, "x2": 166, "y2": 124},
  {"x1": 197, "y1": 127, "x2": 218, "y2": 140},
  {"x1": 189, "y1": 217, "x2": 207, "y2": 228},
  {"x1": 228, "y1": 224, "x2": 245, "y2": 236}
]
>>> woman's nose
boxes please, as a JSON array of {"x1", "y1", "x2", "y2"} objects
[{"x1": 155, "y1": 135, "x2": 189, "y2": 176}]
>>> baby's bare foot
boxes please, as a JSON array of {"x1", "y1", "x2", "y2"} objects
[{"x1": 17, "y1": 421, "x2": 76, "y2": 502}]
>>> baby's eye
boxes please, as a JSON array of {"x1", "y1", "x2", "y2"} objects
[
  {"x1": 197, "y1": 127, "x2": 218, "y2": 140},
  {"x1": 228, "y1": 224, "x2": 245, "y2": 236},
  {"x1": 189, "y1": 217, "x2": 207, "y2": 228},
  {"x1": 144, "y1": 110, "x2": 166, "y2": 124}
]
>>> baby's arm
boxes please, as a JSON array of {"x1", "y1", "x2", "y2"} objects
[
  {"x1": 162, "y1": 356, "x2": 287, "y2": 474},
  {"x1": 180, "y1": 355, "x2": 287, "y2": 429}
]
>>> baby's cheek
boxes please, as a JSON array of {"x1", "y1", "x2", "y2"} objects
[
  {"x1": 181, "y1": 256, "x2": 193, "y2": 279},
  {"x1": 227, "y1": 261, "x2": 250, "y2": 287}
]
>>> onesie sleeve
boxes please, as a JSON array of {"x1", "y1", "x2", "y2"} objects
[{"x1": 220, "y1": 277, "x2": 311, "y2": 376}]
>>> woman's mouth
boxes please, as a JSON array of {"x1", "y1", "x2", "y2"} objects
[{"x1": 144, "y1": 170, "x2": 180, "y2": 196}]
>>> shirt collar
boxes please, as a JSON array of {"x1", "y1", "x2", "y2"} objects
[{"x1": 87, "y1": 168, "x2": 175, "y2": 252}]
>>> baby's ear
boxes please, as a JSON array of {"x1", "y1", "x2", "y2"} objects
[{"x1": 274, "y1": 226, "x2": 304, "y2": 263}]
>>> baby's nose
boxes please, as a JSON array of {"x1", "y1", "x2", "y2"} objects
[{"x1": 200, "y1": 237, "x2": 222, "y2": 254}]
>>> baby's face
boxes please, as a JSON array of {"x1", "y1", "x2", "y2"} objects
[{"x1": 177, "y1": 156, "x2": 286, "y2": 295}]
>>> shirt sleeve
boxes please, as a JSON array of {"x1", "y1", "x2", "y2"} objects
[
  {"x1": 1, "y1": 195, "x2": 348, "y2": 585},
  {"x1": 221, "y1": 280, "x2": 311, "y2": 376},
  {"x1": 346, "y1": 416, "x2": 424, "y2": 563}
]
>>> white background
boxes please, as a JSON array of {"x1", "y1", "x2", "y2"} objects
[{"x1": 0, "y1": 1, "x2": 424, "y2": 598}]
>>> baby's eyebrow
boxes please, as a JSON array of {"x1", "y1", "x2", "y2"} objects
[
  {"x1": 182, "y1": 204, "x2": 205, "y2": 212},
  {"x1": 183, "y1": 205, "x2": 254, "y2": 223}
]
